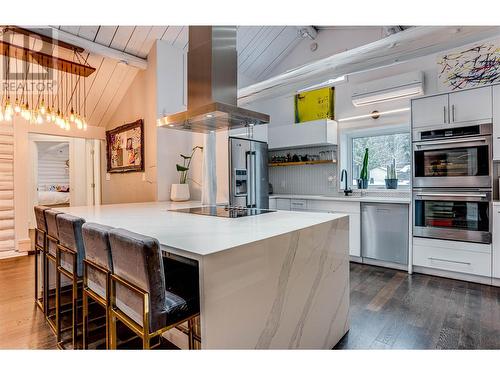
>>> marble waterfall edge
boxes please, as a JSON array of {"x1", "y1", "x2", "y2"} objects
[{"x1": 200, "y1": 216, "x2": 350, "y2": 349}]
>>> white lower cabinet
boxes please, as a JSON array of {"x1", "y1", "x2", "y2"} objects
[
  {"x1": 268, "y1": 198, "x2": 277, "y2": 210},
  {"x1": 306, "y1": 201, "x2": 361, "y2": 258},
  {"x1": 493, "y1": 206, "x2": 500, "y2": 279},
  {"x1": 275, "y1": 198, "x2": 291, "y2": 211},
  {"x1": 290, "y1": 199, "x2": 308, "y2": 211},
  {"x1": 346, "y1": 213, "x2": 361, "y2": 257},
  {"x1": 413, "y1": 237, "x2": 492, "y2": 277}
]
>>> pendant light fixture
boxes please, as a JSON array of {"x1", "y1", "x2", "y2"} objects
[{"x1": 0, "y1": 41, "x2": 92, "y2": 130}]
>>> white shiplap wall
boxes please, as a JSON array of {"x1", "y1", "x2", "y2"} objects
[
  {"x1": 0, "y1": 123, "x2": 14, "y2": 252},
  {"x1": 269, "y1": 146, "x2": 338, "y2": 195},
  {"x1": 36, "y1": 142, "x2": 69, "y2": 189}
]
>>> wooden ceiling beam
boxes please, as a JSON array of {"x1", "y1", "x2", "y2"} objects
[
  {"x1": 0, "y1": 40, "x2": 96, "y2": 77},
  {"x1": 1, "y1": 26, "x2": 85, "y2": 53},
  {"x1": 23, "y1": 26, "x2": 148, "y2": 70}
]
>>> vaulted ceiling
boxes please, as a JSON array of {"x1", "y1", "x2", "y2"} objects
[
  {"x1": 42, "y1": 26, "x2": 304, "y2": 128},
  {"x1": 7, "y1": 26, "x2": 400, "y2": 128}
]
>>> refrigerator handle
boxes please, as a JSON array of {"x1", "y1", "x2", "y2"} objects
[
  {"x1": 246, "y1": 151, "x2": 257, "y2": 208},
  {"x1": 245, "y1": 151, "x2": 252, "y2": 208},
  {"x1": 252, "y1": 151, "x2": 257, "y2": 208}
]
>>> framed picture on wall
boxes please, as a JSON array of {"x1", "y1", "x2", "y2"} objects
[{"x1": 106, "y1": 119, "x2": 144, "y2": 173}]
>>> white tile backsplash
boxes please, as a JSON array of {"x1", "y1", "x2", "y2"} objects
[{"x1": 268, "y1": 146, "x2": 338, "y2": 195}]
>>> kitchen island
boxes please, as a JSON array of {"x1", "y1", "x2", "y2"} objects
[{"x1": 60, "y1": 201, "x2": 349, "y2": 349}]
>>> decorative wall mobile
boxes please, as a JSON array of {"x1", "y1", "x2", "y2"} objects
[
  {"x1": 437, "y1": 39, "x2": 500, "y2": 91},
  {"x1": 0, "y1": 31, "x2": 95, "y2": 130}
]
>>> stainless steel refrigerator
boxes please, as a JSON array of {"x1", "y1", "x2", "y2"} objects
[{"x1": 229, "y1": 137, "x2": 269, "y2": 209}]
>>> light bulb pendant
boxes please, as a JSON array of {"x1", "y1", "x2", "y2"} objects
[
  {"x1": 40, "y1": 99, "x2": 46, "y2": 115},
  {"x1": 14, "y1": 99, "x2": 21, "y2": 114}
]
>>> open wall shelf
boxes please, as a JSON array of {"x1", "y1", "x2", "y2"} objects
[{"x1": 268, "y1": 160, "x2": 336, "y2": 167}]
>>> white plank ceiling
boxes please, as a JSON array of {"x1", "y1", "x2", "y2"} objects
[{"x1": 49, "y1": 26, "x2": 302, "y2": 128}]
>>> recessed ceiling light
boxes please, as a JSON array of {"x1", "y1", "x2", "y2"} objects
[{"x1": 206, "y1": 114, "x2": 214, "y2": 118}]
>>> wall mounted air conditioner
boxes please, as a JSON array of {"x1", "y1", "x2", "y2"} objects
[{"x1": 351, "y1": 71, "x2": 424, "y2": 107}]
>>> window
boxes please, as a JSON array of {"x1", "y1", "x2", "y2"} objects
[{"x1": 351, "y1": 132, "x2": 411, "y2": 188}]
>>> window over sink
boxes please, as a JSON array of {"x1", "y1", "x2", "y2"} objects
[{"x1": 350, "y1": 132, "x2": 411, "y2": 188}]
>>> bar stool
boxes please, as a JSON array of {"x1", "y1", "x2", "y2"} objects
[
  {"x1": 56, "y1": 213, "x2": 86, "y2": 349},
  {"x1": 108, "y1": 228, "x2": 200, "y2": 349},
  {"x1": 44, "y1": 209, "x2": 62, "y2": 333},
  {"x1": 34, "y1": 205, "x2": 50, "y2": 312},
  {"x1": 82, "y1": 222, "x2": 114, "y2": 349}
]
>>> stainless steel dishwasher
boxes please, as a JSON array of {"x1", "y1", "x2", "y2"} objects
[{"x1": 361, "y1": 203, "x2": 409, "y2": 265}]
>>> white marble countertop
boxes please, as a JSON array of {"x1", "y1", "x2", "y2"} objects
[
  {"x1": 269, "y1": 193, "x2": 411, "y2": 204},
  {"x1": 60, "y1": 201, "x2": 347, "y2": 257},
  {"x1": 493, "y1": 201, "x2": 500, "y2": 206}
]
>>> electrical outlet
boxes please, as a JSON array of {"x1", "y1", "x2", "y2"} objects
[
  {"x1": 106, "y1": 173, "x2": 111, "y2": 181},
  {"x1": 142, "y1": 173, "x2": 146, "y2": 181}
]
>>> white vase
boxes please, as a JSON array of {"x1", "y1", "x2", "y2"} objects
[{"x1": 171, "y1": 183, "x2": 190, "y2": 202}]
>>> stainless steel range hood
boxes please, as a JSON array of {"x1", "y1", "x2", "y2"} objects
[{"x1": 157, "y1": 26, "x2": 269, "y2": 133}]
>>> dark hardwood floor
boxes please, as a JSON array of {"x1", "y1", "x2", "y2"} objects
[
  {"x1": 1, "y1": 256, "x2": 499, "y2": 349},
  {"x1": 334, "y1": 262, "x2": 500, "y2": 349}
]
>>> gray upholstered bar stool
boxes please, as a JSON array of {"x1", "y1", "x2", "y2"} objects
[
  {"x1": 108, "y1": 228, "x2": 200, "y2": 349},
  {"x1": 34, "y1": 205, "x2": 50, "y2": 312},
  {"x1": 56, "y1": 213, "x2": 86, "y2": 349},
  {"x1": 44, "y1": 208, "x2": 62, "y2": 333},
  {"x1": 82, "y1": 222, "x2": 114, "y2": 349}
]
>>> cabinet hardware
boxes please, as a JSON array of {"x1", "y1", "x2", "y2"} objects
[
  {"x1": 452, "y1": 104, "x2": 455, "y2": 122},
  {"x1": 443, "y1": 106, "x2": 447, "y2": 123},
  {"x1": 428, "y1": 257, "x2": 471, "y2": 266}
]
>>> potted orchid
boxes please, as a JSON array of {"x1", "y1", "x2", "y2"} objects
[{"x1": 171, "y1": 146, "x2": 203, "y2": 201}]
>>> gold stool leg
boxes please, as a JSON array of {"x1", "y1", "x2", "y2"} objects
[
  {"x1": 55, "y1": 264, "x2": 61, "y2": 342},
  {"x1": 142, "y1": 333, "x2": 150, "y2": 350},
  {"x1": 72, "y1": 277, "x2": 77, "y2": 349},
  {"x1": 82, "y1": 291, "x2": 88, "y2": 349},
  {"x1": 109, "y1": 311, "x2": 117, "y2": 350},
  {"x1": 105, "y1": 306, "x2": 110, "y2": 349},
  {"x1": 188, "y1": 318, "x2": 195, "y2": 349}
]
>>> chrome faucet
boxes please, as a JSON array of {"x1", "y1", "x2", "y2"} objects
[{"x1": 341, "y1": 169, "x2": 353, "y2": 196}]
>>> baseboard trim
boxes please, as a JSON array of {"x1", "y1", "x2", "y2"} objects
[
  {"x1": 0, "y1": 251, "x2": 27, "y2": 260},
  {"x1": 349, "y1": 255, "x2": 362, "y2": 263},
  {"x1": 16, "y1": 238, "x2": 32, "y2": 253},
  {"x1": 413, "y1": 265, "x2": 492, "y2": 286},
  {"x1": 361, "y1": 258, "x2": 408, "y2": 272},
  {"x1": 349, "y1": 256, "x2": 408, "y2": 272}
]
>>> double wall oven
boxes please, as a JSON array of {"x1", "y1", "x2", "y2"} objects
[{"x1": 412, "y1": 123, "x2": 493, "y2": 244}]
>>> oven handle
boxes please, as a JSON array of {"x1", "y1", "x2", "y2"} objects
[
  {"x1": 415, "y1": 192, "x2": 488, "y2": 198},
  {"x1": 414, "y1": 137, "x2": 488, "y2": 150}
]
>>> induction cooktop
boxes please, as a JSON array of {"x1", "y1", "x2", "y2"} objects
[{"x1": 170, "y1": 206, "x2": 275, "y2": 218}]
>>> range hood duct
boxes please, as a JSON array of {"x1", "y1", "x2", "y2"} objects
[{"x1": 157, "y1": 26, "x2": 269, "y2": 133}]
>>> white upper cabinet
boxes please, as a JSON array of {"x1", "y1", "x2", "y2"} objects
[
  {"x1": 411, "y1": 94, "x2": 449, "y2": 128},
  {"x1": 493, "y1": 85, "x2": 500, "y2": 160},
  {"x1": 412, "y1": 86, "x2": 494, "y2": 129},
  {"x1": 449, "y1": 86, "x2": 492, "y2": 124},
  {"x1": 268, "y1": 119, "x2": 337, "y2": 150}
]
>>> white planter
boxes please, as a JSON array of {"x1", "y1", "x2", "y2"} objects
[{"x1": 171, "y1": 183, "x2": 190, "y2": 202}]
